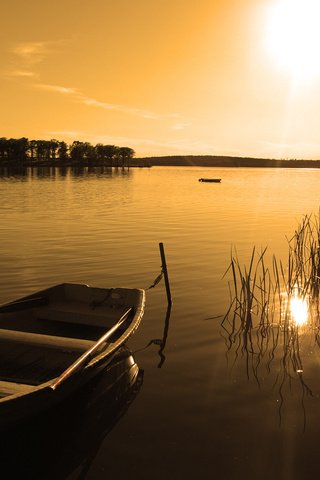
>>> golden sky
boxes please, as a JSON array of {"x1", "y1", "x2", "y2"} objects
[{"x1": 1, "y1": 0, "x2": 320, "y2": 158}]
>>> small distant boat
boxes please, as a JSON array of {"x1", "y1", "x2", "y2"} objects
[
  {"x1": 0, "y1": 282, "x2": 145, "y2": 428},
  {"x1": 198, "y1": 178, "x2": 221, "y2": 183}
]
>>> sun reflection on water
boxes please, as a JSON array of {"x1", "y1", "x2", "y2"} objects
[{"x1": 289, "y1": 291, "x2": 309, "y2": 327}]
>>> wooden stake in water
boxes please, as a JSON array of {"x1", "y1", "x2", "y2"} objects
[{"x1": 159, "y1": 242, "x2": 172, "y2": 306}]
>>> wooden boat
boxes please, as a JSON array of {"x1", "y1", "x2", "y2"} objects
[
  {"x1": 198, "y1": 178, "x2": 221, "y2": 183},
  {"x1": 0, "y1": 282, "x2": 145, "y2": 428}
]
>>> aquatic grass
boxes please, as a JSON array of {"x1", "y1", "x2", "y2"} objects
[
  {"x1": 221, "y1": 211, "x2": 320, "y2": 423},
  {"x1": 288, "y1": 212, "x2": 320, "y2": 300},
  {"x1": 224, "y1": 212, "x2": 320, "y2": 332}
]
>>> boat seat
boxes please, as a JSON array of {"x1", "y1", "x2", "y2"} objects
[
  {"x1": 0, "y1": 328, "x2": 95, "y2": 352},
  {"x1": 0, "y1": 380, "x2": 35, "y2": 396},
  {"x1": 34, "y1": 302, "x2": 126, "y2": 327}
]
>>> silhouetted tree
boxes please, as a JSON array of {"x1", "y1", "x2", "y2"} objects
[
  {"x1": 70, "y1": 141, "x2": 96, "y2": 164},
  {"x1": 57, "y1": 141, "x2": 69, "y2": 163},
  {"x1": 0, "y1": 137, "x2": 8, "y2": 162},
  {"x1": 118, "y1": 147, "x2": 135, "y2": 167},
  {"x1": 5, "y1": 137, "x2": 29, "y2": 164},
  {"x1": 0, "y1": 136, "x2": 135, "y2": 166},
  {"x1": 34, "y1": 140, "x2": 51, "y2": 162},
  {"x1": 95, "y1": 143, "x2": 106, "y2": 163},
  {"x1": 28, "y1": 140, "x2": 37, "y2": 162},
  {"x1": 49, "y1": 139, "x2": 60, "y2": 161},
  {"x1": 95, "y1": 144, "x2": 118, "y2": 165}
]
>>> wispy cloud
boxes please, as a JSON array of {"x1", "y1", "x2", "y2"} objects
[
  {"x1": 47, "y1": 130, "x2": 218, "y2": 156},
  {"x1": 5, "y1": 69, "x2": 36, "y2": 78},
  {"x1": 34, "y1": 81, "x2": 189, "y2": 124},
  {"x1": 12, "y1": 42, "x2": 49, "y2": 65},
  {"x1": 80, "y1": 96, "x2": 159, "y2": 119},
  {"x1": 4, "y1": 40, "x2": 68, "y2": 79},
  {"x1": 35, "y1": 83, "x2": 80, "y2": 95},
  {"x1": 4, "y1": 41, "x2": 191, "y2": 127}
]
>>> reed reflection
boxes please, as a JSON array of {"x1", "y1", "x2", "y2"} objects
[{"x1": 222, "y1": 213, "x2": 320, "y2": 426}]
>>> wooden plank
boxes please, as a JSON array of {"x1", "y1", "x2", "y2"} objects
[
  {"x1": 0, "y1": 380, "x2": 35, "y2": 396},
  {"x1": 34, "y1": 302, "x2": 122, "y2": 327},
  {"x1": 51, "y1": 307, "x2": 133, "y2": 390},
  {"x1": 0, "y1": 296, "x2": 49, "y2": 313},
  {"x1": 0, "y1": 329, "x2": 94, "y2": 352}
]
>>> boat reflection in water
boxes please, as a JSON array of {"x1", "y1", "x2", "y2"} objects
[{"x1": 0, "y1": 347, "x2": 143, "y2": 479}]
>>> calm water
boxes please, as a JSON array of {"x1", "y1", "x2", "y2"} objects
[{"x1": 1, "y1": 166, "x2": 320, "y2": 479}]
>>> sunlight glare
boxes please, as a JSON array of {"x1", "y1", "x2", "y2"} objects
[
  {"x1": 266, "y1": 0, "x2": 320, "y2": 85},
  {"x1": 290, "y1": 293, "x2": 308, "y2": 326}
]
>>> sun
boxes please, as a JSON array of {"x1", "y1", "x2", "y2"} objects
[{"x1": 266, "y1": 0, "x2": 320, "y2": 85}]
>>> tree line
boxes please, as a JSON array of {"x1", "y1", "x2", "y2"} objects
[{"x1": 0, "y1": 137, "x2": 135, "y2": 166}]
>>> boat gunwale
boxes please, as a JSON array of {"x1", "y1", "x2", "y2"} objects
[{"x1": 0, "y1": 284, "x2": 145, "y2": 407}]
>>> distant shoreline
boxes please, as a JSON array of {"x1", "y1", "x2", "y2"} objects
[
  {"x1": 1, "y1": 155, "x2": 320, "y2": 169},
  {"x1": 135, "y1": 155, "x2": 320, "y2": 168},
  {"x1": 1, "y1": 137, "x2": 319, "y2": 168}
]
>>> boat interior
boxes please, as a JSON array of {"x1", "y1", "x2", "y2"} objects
[{"x1": 0, "y1": 284, "x2": 142, "y2": 394}]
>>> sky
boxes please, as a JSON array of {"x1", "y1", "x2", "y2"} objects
[{"x1": 2, "y1": 0, "x2": 320, "y2": 159}]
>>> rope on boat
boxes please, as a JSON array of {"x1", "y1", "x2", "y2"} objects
[
  {"x1": 90, "y1": 288, "x2": 113, "y2": 308},
  {"x1": 146, "y1": 269, "x2": 164, "y2": 290}
]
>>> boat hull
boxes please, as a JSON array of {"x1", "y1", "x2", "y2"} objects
[
  {"x1": 198, "y1": 178, "x2": 221, "y2": 183},
  {"x1": 0, "y1": 283, "x2": 145, "y2": 429}
]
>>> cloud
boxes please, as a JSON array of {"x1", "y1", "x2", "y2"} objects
[
  {"x1": 5, "y1": 41, "x2": 191, "y2": 127},
  {"x1": 11, "y1": 70, "x2": 35, "y2": 77},
  {"x1": 35, "y1": 83, "x2": 80, "y2": 95},
  {"x1": 34, "y1": 81, "x2": 189, "y2": 124},
  {"x1": 46, "y1": 130, "x2": 218, "y2": 156},
  {"x1": 80, "y1": 96, "x2": 160, "y2": 119},
  {"x1": 3, "y1": 69, "x2": 36, "y2": 79},
  {"x1": 2, "y1": 41, "x2": 57, "y2": 79},
  {"x1": 5, "y1": 40, "x2": 70, "y2": 78},
  {"x1": 12, "y1": 41, "x2": 50, "y2": 65}
]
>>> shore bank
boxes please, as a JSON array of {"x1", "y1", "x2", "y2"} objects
[
  {"x1": 135, "y1": 155, "x2": 320, "y2": 168},
  {"x1": 2, "y1": 155, "x2": 320, "y2": 169}
]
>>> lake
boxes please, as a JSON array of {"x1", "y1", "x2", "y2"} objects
[{"x1": 1, "y1": 166, "x2": 320, "y2": 479}]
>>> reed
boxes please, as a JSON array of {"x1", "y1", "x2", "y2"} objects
[
  {"x1": 224, "y1": 212, "x2": 320, "y2": 330},
  {"x1": 222, "y1": 211, "x2": 320, "y2": 421},
  {"x1": 288, "y1": 212, "x2": 320, "y2": 300}
]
